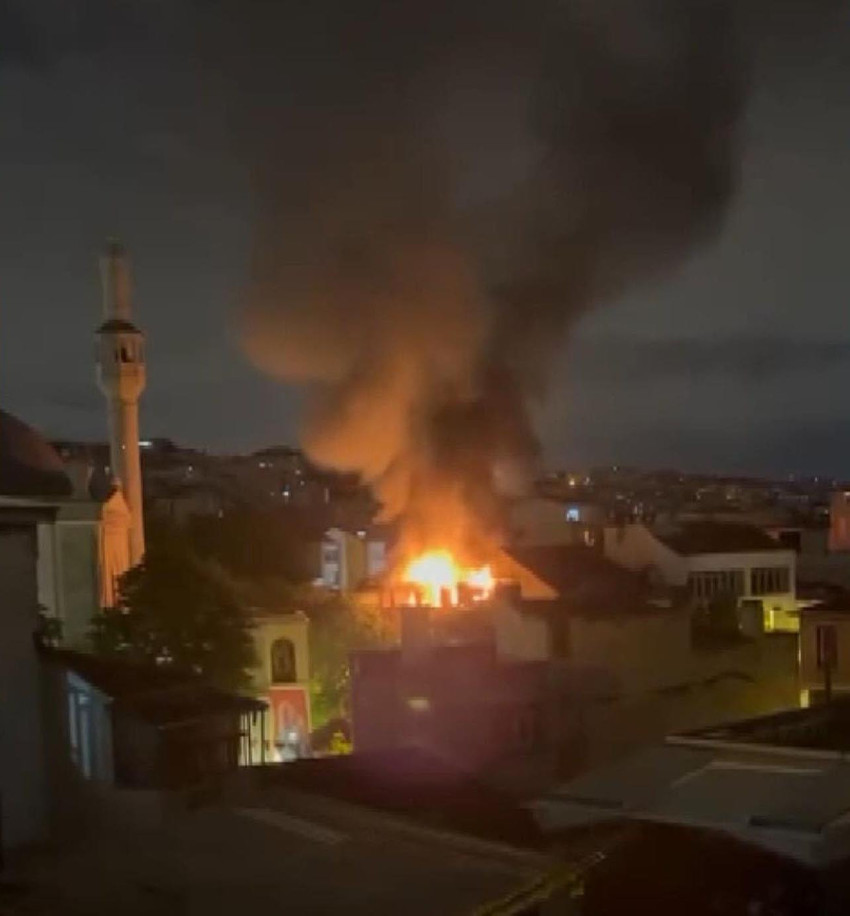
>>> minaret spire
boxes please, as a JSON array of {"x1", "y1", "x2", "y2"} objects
[
  {"x1": 95, "y1": 241, "x2": 146, "y2": 566},
  {"x1": 100, "y1": 238, "x2": 133, "y2": 321}
]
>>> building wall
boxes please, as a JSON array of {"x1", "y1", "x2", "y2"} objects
[
  {"x1": 55, "y1": 523, "x2": 101, "y2": 647},
  {"x1": 603, "y1": 524, "x2": 686, "y2": 583},
  {"x1": 250, "y1": 613, "x2": 311, "y2": 759},
  {"x1": 65, "y1": 672, "x2": 114, "y2": 783},
  {"x1": 604, "y1": 525, "x2": 797, "y2": 632},
  {"x1": 492, "y1": 601, "x2": 551, "y2": 661},
  {"x1": 686, "y1": 550, "x2": 797, "y2": 632},
  {"x1": 799, "y1": 610, "x2": 850, "y2": 695},
  {"x1": 37, "y1": 499, "x2": 130, "y2": 648},
  {"x1": 492, "y1": 553, "x2": 559, "y2": 600},
  {"x1": 798, "y1": 553, "x2": 850, "y2": 592},
  {"x1": 36, "y1": 523, "x2": 59, "y2": 619},
  {"x1": 321, "y1": 528, "x2": 361, "y2": 590},
  {"x1": 829, "y1": 492, "x2": 850, "y2": 552},
  {"x1": 321, "y1": 528, "x2": 388, "y2": 591},
  {"x1": 251, "y1": 613, "x2": 310, "y2": 692},
  {"x1": 569, "y1": 612, "x2": 693, "y2": 694},
  {"x1": 508, "y1": 497, "x2": 602, "y2": 547},
  {"x1": 0, "y1": 524, "x2": 48, "y2": 848},
  {"x1": 571, "y1": 634, "x2": 800, "y2": 772},
  {"x1": 489, "y1": 594, "x2": 799, "y2": 776},
  {"x1": 350, "y1": 652, "x2": 402, "y2": 754}
]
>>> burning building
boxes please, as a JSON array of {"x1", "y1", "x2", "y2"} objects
[
  {"x1": 203, "y1": 1, "x2": 821, "y2": 772},
  {"x1": 223, "y1": 0, "x2": 770, "y2": 580},
  {"x1": 351, "y1": 541, "x2": 799, "y2": 778}
]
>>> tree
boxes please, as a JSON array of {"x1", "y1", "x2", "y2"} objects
[
  {"x1": 187, "y1": 510, "x2": 320, "y2": 583},
  {"x1": 92, "y1": 534, "x2": 256, "y2": 692},
  {"x1": 302, "y1": 590, "x2": 395, "y2": 728}
]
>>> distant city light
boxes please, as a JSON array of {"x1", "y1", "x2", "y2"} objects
[{"x1": 140, "y1": 439, "x2": 153, "y2": 448}]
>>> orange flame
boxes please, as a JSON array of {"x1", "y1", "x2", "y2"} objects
[{"x1": 398, "y1": 549, "x2": 494, "y2": 607}]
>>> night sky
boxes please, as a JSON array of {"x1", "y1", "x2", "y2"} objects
[{"x1": 2, "y1": 2, "x2": 849, "y2": 477}]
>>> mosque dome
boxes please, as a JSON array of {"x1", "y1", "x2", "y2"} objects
[{"x1": 0, "y1": 409, "x2": 71, "y2": 499}]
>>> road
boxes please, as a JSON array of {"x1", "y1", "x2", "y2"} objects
[{"x1": 4, "y1": 787, "x2": 546, "y2": 915}]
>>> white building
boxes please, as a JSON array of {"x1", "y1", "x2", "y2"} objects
[
  {"x1": 319, "y1": 526, "x2": 388, "y2": 591},
  {"x1": 603, "y1": 521, "x2": 797, "y2": 632},
  {"x1": 37, "y1": 487, "x2": 131, "y2": 646}
]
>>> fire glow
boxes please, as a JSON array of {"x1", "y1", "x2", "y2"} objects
[{"x1": 397, "y1": 549, "x2": 494, "y2": 608}]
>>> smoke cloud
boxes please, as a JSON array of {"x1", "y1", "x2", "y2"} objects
[{"x1": 197, "y1": 0, "x2": 798, "y2": 560}]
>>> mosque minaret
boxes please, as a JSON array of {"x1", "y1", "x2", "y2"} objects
[{"x1": 95, "y1": 241, "x2": 146, "y2": 566}]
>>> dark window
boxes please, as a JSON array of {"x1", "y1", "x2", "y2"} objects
[
  {"x1": 751, "y1": 566, "x2": 790, "y2": 596},
  {"x1": 778, "y1": 530, "x2": 802, "y2": 552},
  {"x1": 688, "y1": 570, "x2": 744, "y2": 603},
  {"x1": 271, "y1": 637, "x2": 297, "y2": 683},
  {"x1": 816, "y1": 625, "x2": 838, "y2": 670}
]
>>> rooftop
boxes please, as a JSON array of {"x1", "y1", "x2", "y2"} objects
[
  {"x1": 682, "y1": 698, "x2": 850, "y2": 754},
  {"x1": 0, "y1": 409, "x2": 71, "y2": 499},
  {"x1": 534, "y1": 703, "x2": 850, "y2": 867},
  {"x1": 501, "y1": 544, "x2": 679, "y2": 613},
  {"x1": 42, "y1": 648, "x2": 264, "y2": 725},
  {"x1": 44, "y1": 647, "x2": 191, "y2": 696},
  {"x1": 654, "y1": 521, "x2": 787, "y2": 556}
]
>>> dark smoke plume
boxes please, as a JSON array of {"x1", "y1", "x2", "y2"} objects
[{"x1": 194, "y1": 0, "x2": 811, "y2": 559}]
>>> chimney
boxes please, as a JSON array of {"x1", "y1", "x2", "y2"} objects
[{"x1": 65, "y1": 459, "x2": 93, "y2": 500}]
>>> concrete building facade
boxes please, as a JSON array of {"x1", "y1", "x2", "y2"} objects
[
  {"x1": 249, "y1": 611, "x2": 311, "y2": 761},
  {"x1": 0, "y1": 409, "x2": 70, "y2": 849},
  {"x1": 603, "y1": 521, "x2": 798, "y2": 632},
  {"x1": 319, "y1": 526, "x2": 389, "y2": 591},
  {"x1": 37, "y1": 489, "x2": 131, "y2": 645},
  {"x1": 799, "y1": 603, "x2": 850, "y2": 704},
  {"x1": 351, "y1": 545, "x2": 799, "y2": 781},
  {"x1": 506, "y1": 496, "x2": 605, "y2": 548}
]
